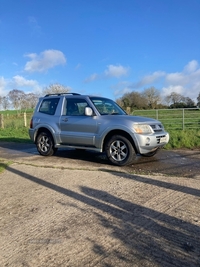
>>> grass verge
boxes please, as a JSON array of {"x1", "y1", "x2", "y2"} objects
[
  {"x1": 0, "y1": 127, "x2": 32, "y2": 143},
  {"x1": 0, "y1": 159, "x2": 12, "y2": 174},
  {"x1": 165, "y1": 129, "x2": 200, "y2": 149}
]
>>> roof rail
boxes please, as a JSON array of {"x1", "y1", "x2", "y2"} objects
[{"x1": 44, "y1": 93, "x2": 81, "y2": 97}]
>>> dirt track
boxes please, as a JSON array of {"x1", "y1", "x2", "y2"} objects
[{"x1": 0, "y1": 144, "x2": 200, "y2": 266}]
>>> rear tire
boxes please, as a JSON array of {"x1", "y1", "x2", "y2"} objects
[
  {"x1": 36, "y1": 131, "x2": 57, "y2": 156},
  {"x1": 105, "y1": 135, "x2": 136, "y2": 166}
]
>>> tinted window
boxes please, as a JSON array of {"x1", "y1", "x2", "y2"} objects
[{"x1": 39, "y1": 98, "x2": 60, "y2": 115}]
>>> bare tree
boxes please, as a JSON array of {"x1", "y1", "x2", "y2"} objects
[
  {"x1": 116, "y1": 98, "x2": 122, "y2": 106},
  {"x1": 163, "y1": 95, "x2": 171, "y2": 106},
  {"x1": 21, "y1": 93, "x2": 39, "y2": 110},
  {"x1": 143, "y1": 87, "x2": 161, "y2": 109},
  {"x1": 8, "y1": 89, "x2": 25, "y2": 111},
  {"x1": 27, "y1": 93, "x2": 39, "y2": 109},
  {"x1": 169, "y1": 92, "x2": 184, "y2": 106},
  {"x1": 2, "y1": 96, "x2": 10, "y2": 110},
  {"x1": 42, "y1": 83, "x2": 71, "y2": 95}
]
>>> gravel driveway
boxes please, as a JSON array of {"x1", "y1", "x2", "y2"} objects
[{"x1": 0, "y1": 143, "x2": 200, "y2": 266}]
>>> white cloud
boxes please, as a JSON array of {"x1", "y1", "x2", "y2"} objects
[
  {"x1": 113, "y1": 60, "x2": 200, "y2": 103},
  {"x1": 75, "y1": 63, "x2": 81, "y2": 70},
  {"x1": 183, "y1": 60, "x2": 198, "y2": 73},
  {"x1": 84, "y1": 73, "x2": 99, "y2": 83},
  {"x1": 162, "y1": 85, "x2": 184, "y2": 96},
  {"x1": 165, "y1": 72, "x2": 187, "y2": 85},
  {"x1": 111, "y1": 81, "x2": 131, "y2": 97},
  {"x1": 161, "y1": 60, "x2": 200, "y2": 101},
  {"x1": 114, "y1": 87, "x2": 131, "y2": 97},
  {"x1": 136, "y1": 71, "x2": 166, "y2": 87},
  {"x1": 84, "y1": 64, "x2": 129, "y2": 83},
  {"x1": 104, "y1": 65, "x2": 129, "y2": 78},
  {"x1": 116, "y1": 71, "x2": 165, "y2": 92},
  {"x1": 0, "y1": 75, "x2": 42, "y2": 96},
  {"x1": 11, "y1": 75, "x2": 42, "y2": 93},
  {"x1": 28, "y1": 16, "x2": 42, "y2": 37},
  {"x1": 24, "y1": 49, "x2": 66, "y2": 73},
  {"x1": 13, "y1": 75, "x2": 39, "y2": 87}
]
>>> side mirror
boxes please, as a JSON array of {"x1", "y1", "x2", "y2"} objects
[{"x1": 85, "y1": 107, "x2": 93, "y2": 116}]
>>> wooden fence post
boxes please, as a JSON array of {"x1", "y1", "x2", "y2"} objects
[
  {"x1": 156, "y1": 109, "x2": 158, "y2": 120},
  {"x1": 126, "y1": 107, "x2": 131, "y2": 115},
  {"x1": 24, "y1": 112, "x2": 27, "y2": 127},
  {"x1": 0, "y1": 114, "x2": 4, "y2": 129}
]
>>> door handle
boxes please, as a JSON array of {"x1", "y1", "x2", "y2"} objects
[{"x1": 62, "y1": 118, "x2": 68, "y2": 122}]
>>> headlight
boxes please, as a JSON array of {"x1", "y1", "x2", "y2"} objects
[{"x1": 133, "y1": 124, "x2": 153, "y2": 134}]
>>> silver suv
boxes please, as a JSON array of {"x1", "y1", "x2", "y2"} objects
[{"x1": 29, "y1": 93, "x2": 169, "y2": 166}]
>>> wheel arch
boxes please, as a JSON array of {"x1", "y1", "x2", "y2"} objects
[
  {"x1": 102, "y1": 130, "x2": 138, "y2": 153},
  {"x1": 35, "y1": 127, "x2": 55, "y2": 145}
]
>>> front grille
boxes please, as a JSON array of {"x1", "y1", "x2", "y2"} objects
[{"x1": 150, "y1": 124, "x2": 163, "y2": 132}]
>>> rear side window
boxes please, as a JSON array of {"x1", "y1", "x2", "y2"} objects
[{"x1": 39, "y1": 98, "x2": 60, "y2": 115}]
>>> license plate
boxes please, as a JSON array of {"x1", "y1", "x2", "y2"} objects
[{"x1": 160, "y1": 136, "x2": 167, "y2": 143}]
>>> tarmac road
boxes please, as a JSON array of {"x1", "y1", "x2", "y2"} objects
[{"x1": 0, "y1": 142, "x2": 200, "y2": 178}]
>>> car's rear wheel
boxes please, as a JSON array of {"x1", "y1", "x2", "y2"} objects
[
  {"x1": 36, "y1": 131, "x2": 57, "y2": 156},
  {"x1": 105, "y1": 135, "x2": 136, "y2": 166}
]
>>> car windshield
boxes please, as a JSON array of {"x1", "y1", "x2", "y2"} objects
[{"x1": 90, "y1": 97, "x2": 127, "y2": 115}]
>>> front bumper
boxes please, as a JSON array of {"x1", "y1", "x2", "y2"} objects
[{"x1": 134, "y1": 132, "x2": 170, "y2": 154}]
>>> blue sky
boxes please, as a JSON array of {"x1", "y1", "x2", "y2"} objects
[{"x1": 1, "y1": 0, "x2": 200, "y2": 103}]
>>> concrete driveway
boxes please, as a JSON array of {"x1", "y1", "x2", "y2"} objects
[{"x1": 0, "y1": 142, "x2": 200, "y2": 266}]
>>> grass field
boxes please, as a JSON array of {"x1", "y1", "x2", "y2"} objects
[
  {"x1": 0, "y1": 111, "x2": 33, "y2": 142},
  {"x1": 132, "y1": 108, "x2": 200, "y2": 130}
]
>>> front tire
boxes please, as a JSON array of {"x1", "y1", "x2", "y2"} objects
[
  {"x1": 36, "y1": 131, "x2": 57, "y2": 156},
  {"x1": 105, "y1": 135, "x2": 136, "y2": 166}
]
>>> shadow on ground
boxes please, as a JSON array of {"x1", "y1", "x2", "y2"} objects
[{"x1": 5, "y1": 164, "x2": 200, "y2": 266}]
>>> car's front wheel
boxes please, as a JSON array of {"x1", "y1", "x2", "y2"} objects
[
  {"x1": 36, "y1": 131, "x2": 57, "y2": 156},
  {"x1": 105, "y1": 135, "x2": 136, "y2": 166}
]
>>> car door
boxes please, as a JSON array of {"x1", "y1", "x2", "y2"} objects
[{"x1": 59, "y1": 98, "x2": 98, "y2": 146}]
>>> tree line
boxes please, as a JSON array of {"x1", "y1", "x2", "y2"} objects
[
  {"x1": 0, "y1": 84, "x2": 200, "y2": 111},
  {"x1": 0, "y1": 84, "x2": 70, "y2": 111},
  {"x1": 116, "y1": 87, "x2": 200, "y2": 110}
]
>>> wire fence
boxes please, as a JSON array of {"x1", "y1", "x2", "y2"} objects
[
  {"x1": 0, "y1": 112, "x2": 33, "y2": 129},
  {"x1": 132, "y1": 108, "x2": 200, "y2": 130},
  {"x1": 0, "y1": 108, "x2": 200, "y2": 130}
]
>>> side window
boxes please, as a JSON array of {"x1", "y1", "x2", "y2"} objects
[
  {"x1": 66, "y1": 98, "x2": 88, "y2": 116},
  {"x1": 39, "y1": 98, "x2": 59, "y2": 115}
]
